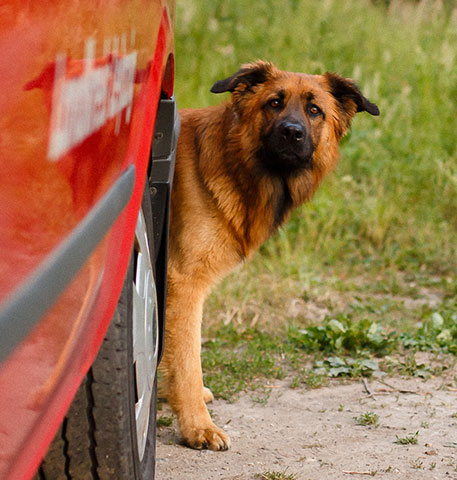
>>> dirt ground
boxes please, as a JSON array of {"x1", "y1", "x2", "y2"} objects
[{"x1": 156, "y1": 374, "x2": 457, "y2": 480}]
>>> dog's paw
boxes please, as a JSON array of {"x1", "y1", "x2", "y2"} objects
[
  {"x1": 181, "y1": 422, "x2": 231, "y2": 451},
  {"x1": 203, "y1": 386, "x2": 214, "y2": 404}
]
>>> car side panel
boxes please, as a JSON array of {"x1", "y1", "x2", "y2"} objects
[{"x1": 0, "y1": 1, "x2": 175, "y2": 479}]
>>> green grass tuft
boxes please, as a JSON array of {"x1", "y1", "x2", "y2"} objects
[
  {"x1": 256, "y1": 470, "x2": 299, "y2": 480},
  {"x1": 395, "y1": 431, "x2": 419, "y2": 445},
  {"x1": 156, "y1": 415, "x2": 174, "y2": 427},
  {"x1": 355, "y1": 411, "x2": 380, "y2": 427}
]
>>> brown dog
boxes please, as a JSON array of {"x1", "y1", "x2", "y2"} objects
[{"x1": 160, "y1": 61, "x2": 379, "y2": 451}]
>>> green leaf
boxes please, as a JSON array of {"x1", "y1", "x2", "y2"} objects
[
  {"x1": 437, "y1": 329, "x2": 452, "y2": 345},
  {"x1": 359, "y1": 359, "x2": 379, "y2": 371},
  {"x1": 328, "y1": 366, "x2": 351, "y2": 377},
  {"x1": 328, "y1": 319, "x2": 347, "y2": 335},
  {"x1": 431, "y1": 312, "x2": 444, "y2": 330},
  {"x1": 327, "y1": 356, "x2": 346, "y2": 367}
]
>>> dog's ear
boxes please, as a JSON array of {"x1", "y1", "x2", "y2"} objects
[
  {"x1": 325, "y1": 73, "x2": 379, "y2": 138},
  {"x1": 211, "y1": 61, "x2": 276, "y2": 94},
  {"x1": 325, "y1": 73, "x2": 380, "y2": 116}
]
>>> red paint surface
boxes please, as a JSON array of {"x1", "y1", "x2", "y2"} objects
[{"x1": 0, "y1": 2, "x2": 175, "y2": 479}]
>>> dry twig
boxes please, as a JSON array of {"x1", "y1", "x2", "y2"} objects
[
  {"x1": 362, "y1": 378, "x2": 377, "y2": 400},
  {"x1": 376, "y1": 378, "x2": 418, "y2": 394},
  {"x1": 343, "y1": 470, "x2": 381, "y2": 476}
]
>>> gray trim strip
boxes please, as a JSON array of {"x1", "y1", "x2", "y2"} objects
[{"x1": 0, "y1": 165, "x2": 136, "y2": 365}]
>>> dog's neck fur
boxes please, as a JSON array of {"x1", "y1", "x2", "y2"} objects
[{"x1": 194, "y1": 103, "x2": 337, "y2": 258}]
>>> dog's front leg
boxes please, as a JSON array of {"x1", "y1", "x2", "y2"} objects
[{"x1": 161, "y1": 279, "x2": 231, "y2": 451}]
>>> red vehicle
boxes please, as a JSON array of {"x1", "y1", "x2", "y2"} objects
[{"x1": 0, "y1": 2, "x2": 178, "y2": 479}]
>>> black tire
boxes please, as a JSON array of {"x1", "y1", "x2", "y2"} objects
[{"x1": 37, "y1": 184, "x2": 159, "y2": 480}]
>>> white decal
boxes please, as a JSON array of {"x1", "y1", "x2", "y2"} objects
[{"x1": 48, "y1": 36, "x2": 138, "y2": 160}]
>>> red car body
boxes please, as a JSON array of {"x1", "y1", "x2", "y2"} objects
[{"x1": 0, "y1": 2, "x2": 175, "y2": 479}]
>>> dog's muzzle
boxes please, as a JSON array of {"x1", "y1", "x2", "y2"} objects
[
  {"x1": 260, "y1": 119, "x2": 314, "y2": 174},
  {"x1": 279, "y1": 121, "x2": 306, "y2": 143}
]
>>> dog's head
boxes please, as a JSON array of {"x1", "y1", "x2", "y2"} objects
[{"x1": 211, "y1": 61, "x2": 379, "y2": 176}]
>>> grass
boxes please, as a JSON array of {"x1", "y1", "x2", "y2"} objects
[
  {"x1": 354, "y1": 411, "x2": 380, "y2": 427},
  {"x1": 174, "y1": 0, "x2": 457, "y2": 398},
  {"x1": 394, "y1": 431, "x2": 419, "y2": 445},
  {"x1": 410, "y1": 458, "x2": 424, "y2": 469},
  {"x1": 256, "y1": 471, "x2": 299, "y2": 480},
  {"x1": 201, "y1": 311, "x2": 455, "y2": 400},
  {"x1": 156, "y1": 415, "x2": 174, "y2": 427},
  {"x1": 354, "y1": 412, "x2": 379, "y2": 427}
]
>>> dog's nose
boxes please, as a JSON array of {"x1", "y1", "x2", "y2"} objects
[{"x1": 280, "y1": 122, "x2": 305, "y2": 142}]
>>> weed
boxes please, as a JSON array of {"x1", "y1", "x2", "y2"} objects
[
  {"x1": 200, "y1": 317, "x2": 454, "y2": 401},
  {"x1": 290, "y1": 376, "x2": 301, "y2": 389},
  {"x1": 410, "y1": 458, "x2": 424, "y2": 469},
  {"x1": 355, "y1": 412, "x2": 380, "y2": 427},
  {"x1": 257, "y1": 470, "x2": 298, "y2": 480},
  {"x1": 156, "y1": 415, "x2": 173, "y2": 427},
  {"x1": 315, "y1": 356, "x2": 380, "y2": 378},
  {"x1": 384, "y1": 355, "x2": 432, "y2": 379},
  {"x1": 303, "y1": 370, "x2": 327, "y2": 389},
  {"x1": 287, "y1": 317, "x2": 394, "y2": 356},
  {"x1": 395, "y1": 431, "x2": 419, "y2": 445},
  {"x1": 400, "y1": 311, "x2": 457, "y2": 354},
  {"x1": 250, "y1": 388, "x2": 271, "y2": 406}
]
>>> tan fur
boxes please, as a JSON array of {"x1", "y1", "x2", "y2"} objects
[{"x1": 159, "y1": 61, "x2": 378, "y2": 450}]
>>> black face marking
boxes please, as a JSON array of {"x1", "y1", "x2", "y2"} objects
[
  {"x1": 257, "y1": 133, "x2": 314, "y2": 176},
  {"x1": 258, "y1": 97, "x2": 315, "y2": 176},
  {"x1": 272, "y1": 177, "x2": 293, "y2": 229}
]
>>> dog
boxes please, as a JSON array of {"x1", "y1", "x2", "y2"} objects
[{"x1": 160, "y1": 61, "x2": 379, "y2": 451}]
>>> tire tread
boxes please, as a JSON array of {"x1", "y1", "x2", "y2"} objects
[{"x1": 35, "y1": 184, "x2": 158, "y2": 480}]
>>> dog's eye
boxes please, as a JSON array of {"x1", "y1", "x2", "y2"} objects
[
  {"x1": 308, "y1": 104, "x2": 322, "y2": 116},
  {"x1": 268, "y1": 98, "x2": 282, "y2": 109}
]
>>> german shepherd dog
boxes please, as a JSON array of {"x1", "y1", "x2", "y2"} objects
[{"x1": 160, "y1": 61, "x2": 379, "y2": 450}]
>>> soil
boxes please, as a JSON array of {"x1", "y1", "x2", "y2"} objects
[{"x1": 156, "y1": 374, "x2": 457, "y2": 480}]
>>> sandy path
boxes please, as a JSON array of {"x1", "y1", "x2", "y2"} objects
[{"x1": 156, "y1": 376, "x2": 457, "y2": 480}]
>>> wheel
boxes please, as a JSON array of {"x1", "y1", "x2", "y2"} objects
[{"x1": 37, "y1": 184, "x2": 160, "y2": 480}]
